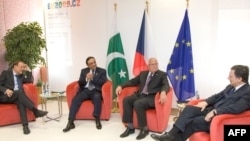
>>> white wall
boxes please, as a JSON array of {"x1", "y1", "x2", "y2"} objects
[{"x1": 43, "y1": 0, "x2": 250, "y2": 106}]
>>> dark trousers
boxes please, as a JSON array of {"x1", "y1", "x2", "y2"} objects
[
  {"x1": 173, "y1": 105, "x2": 212, "y2": 141},
  {"x1": 122, "y1": 93, "x2": 155, "y2": 129},
  {"x1": 0, "y1": 90, "x2": 35, "y2": 125},
  {"x1": 68, "y1": 88, "x2": 102, "y2": 120}
]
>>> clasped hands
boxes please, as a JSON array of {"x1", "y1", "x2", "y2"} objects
[{"x1": 86, "y1": 72, "x2": 94, "y2": 81}]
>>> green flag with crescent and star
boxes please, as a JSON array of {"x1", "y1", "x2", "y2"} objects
[{"x1": 106, "y1": 32, "x2": 129, "y2": 99}]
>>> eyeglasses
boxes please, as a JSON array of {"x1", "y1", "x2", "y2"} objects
[{"x1": 148, "y1": 63, "x2": 158, "y2": 66}]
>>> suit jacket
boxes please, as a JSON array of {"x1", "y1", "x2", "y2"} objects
[
  {"x1": 0, "y1": 70, "x2": 33, "y2": 95},
  {"x1": 120, "y1": 70, "x2": 170, "y2": 95},
  {"x1": 78, "y1": 67, "x2": 107, "y2": 92},
  {"x1": 205, "y1": 84, "x2": 250, "y2": 115}
]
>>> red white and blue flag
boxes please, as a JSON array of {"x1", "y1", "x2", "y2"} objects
[{"x1": 133, "y1": 9, "x2": 155, "y2": 76}]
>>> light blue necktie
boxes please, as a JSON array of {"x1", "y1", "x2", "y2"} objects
[{"x1": 88, "y1": 70, "x2": 95, "y2": 90}]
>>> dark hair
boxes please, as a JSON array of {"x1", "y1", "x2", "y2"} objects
[
  {"x1": 85, "y1": 56, "x2": 95, "y2": 65},
  {"x1": 231, "y1": 65, "x2": 249, "y2": 83},
  {"x1": 12, "y1": 60, "x2": 24, "y2": 68}
]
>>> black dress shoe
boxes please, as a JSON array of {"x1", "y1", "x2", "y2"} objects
[
  {"x1": 151, "y1": 133, "x2": 163, "y2": 141},
  {"x1": 23, "y1": 125, "x2": 30, "y2": 135},
  {"x1": 136, "y1": 128, "x2": 149, "y2": 140},
  {"x1": 34, "y1": 110, "x2": 48, "y2": 118},
  {"x1": 161, "y1": 132, "x2": 175, "y2": 141},
  {"x1": 63, "y1": 122, "x2": 75, "y2": 132},
  {"x1": 95, "y1": 119, "x2": 102, "y2": 129},
  {"x1": 120, "y1": 127, "x2": 135, "y2": 138},
  {"x1": 151, "y1": 132, "x2": 174, "y2": 141}
]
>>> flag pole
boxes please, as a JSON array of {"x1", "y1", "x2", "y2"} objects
[
  {"x1": 146, "y1": 0, "x2": 149, "y2": 13},
  {"x1": 111, "y1": 2, "x2": 120, "y2": 113},
  {"x1": 186, "y1": 0, "x2": 189, "y2": 10}
]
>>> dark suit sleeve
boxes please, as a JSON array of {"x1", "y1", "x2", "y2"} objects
[
  {"x1": 0, "y1": 71, "x2": 8, "y2": 93},
  {"x1": 22, "y1": 71, "x2": 33, "y2": 83},
  {"x1": 159, "y1": 71, "x2": 170, "y2": 93},
  {"x1": 92, "y1": 68, "x2": 107, "y2": 91},
  {"x1": 205, "y1": 85, "x2": 231, "y2": 106},
  {"x1": 215, "y1": 86, "x2": 250, "y2": 115},
  {"x1": 120, "y1": 73, "x2": 141, "y2": 88},
  {"x1": 78, "y1": 69, "x2": 88, "y2": 87}
]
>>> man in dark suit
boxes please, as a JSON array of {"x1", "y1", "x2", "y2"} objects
[
  {"x1": 151, "y1": 65, "x2": 250, "y2": 141},
  {"x1": 116, "y1": 58, "x2": 170, "y2": 140},
  {"x1": 0, "y1": 60, "x2": 48, "y2": 135},
  {"x1": 63, "y1": 56, "x2": 107, "y2": 132}
]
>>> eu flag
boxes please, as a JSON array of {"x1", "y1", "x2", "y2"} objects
[{"x1": 166, "y1": 9, "x2": 195, "y2": 102}]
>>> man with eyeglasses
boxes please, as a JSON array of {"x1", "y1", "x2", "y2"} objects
[
  {"x1": 115, "y1": 58, "x2": 170, "y2": 140},
  {"x1": 63, "y1": 56, "x2": 107, "y2": 132}
]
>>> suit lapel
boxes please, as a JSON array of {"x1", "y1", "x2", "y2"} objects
[
  {"x1": 148, "y1": 70, "x2": 159, "y2": 84},
  {"x1": 8, "y1": 70, "x2": 15, "y2": 87}
]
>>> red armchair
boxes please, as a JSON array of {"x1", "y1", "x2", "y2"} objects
[
  {"x1": 188, "y1": 99, "x2": 250, "y2": 141},
  {"x1": 66, "y1": 80, "x2": 112, "y2": 120},
  {"x1": 0, "y1": 83, "x2": 38, "y2": 126},
  {"x1": 118, "y1": 86, "x2": 173, "y2": 133}
]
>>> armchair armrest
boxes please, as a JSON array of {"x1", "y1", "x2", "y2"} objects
[
  {"x1": 188, "y1": 99, "x2": 250, "y2": 141},
  {"x1": 66, "y1": 81, "x2": 79, "y2": 107},
  {"x1": 23, "y1": 83, "x2": 38, "y2": 107},
  {"x1": 101, "y1": 81, "x2": 112, "y2": 116},
  {"x1": 210, "y1": 110, "x2": 250, "y2": 141},
  {"x1": 118, "y1": 86, "x2": 139, "y2": 102},
  {"x1": 187, "y1": 99, "x2": 204, "y2": 105},
  {"x1": 154, "y1": 87, "x2": 173, "y2": 130}
]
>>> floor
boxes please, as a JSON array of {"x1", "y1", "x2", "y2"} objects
[{"x1": 0, "y1": 100, "x2": 177, "y2": 141}]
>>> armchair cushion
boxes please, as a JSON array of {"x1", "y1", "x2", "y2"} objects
[
  {"x1": 118, "y1": 86, "x2": 173, "y2": 133},
  {"x1": 66, "y1": 80, "x2": 112, "y2": 120},
  {"x1": 0, "y1": 83, "x2": 38, "y2": 126}
]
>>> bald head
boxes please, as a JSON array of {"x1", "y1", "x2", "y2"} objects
[{"x1": 148, "y1": 58, "x2": 159, "y2": 73}]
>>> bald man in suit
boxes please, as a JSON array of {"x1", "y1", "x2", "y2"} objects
[{"x1": 116, "y1": 58, "x2": 170, "y2": 140}]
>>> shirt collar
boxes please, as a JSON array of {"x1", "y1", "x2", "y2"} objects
[{"x1": 234, "y1": 83, "x2": 246, "y2": 91}]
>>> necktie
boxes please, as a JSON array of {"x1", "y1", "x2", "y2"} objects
[
  {"x1": 88, "y1": 70, "x2": 95, "y2": 91},
  {"x1": 142, "y1": 73, "x2": 153, "y2": 94},
  {"x1": 15, "y1": 75, "x2": 22, "y2": 90},
  {"x1": 227, "y1": 88, "x2": 235, "y2": 96}
]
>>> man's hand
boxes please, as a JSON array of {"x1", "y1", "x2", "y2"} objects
[
  {"x1": 86, "y1": 72, "x2": 94, "y2": 80},
  {"x1": 194, "y1": 101, "x2": 208, "y2": 111},
  {"x1": 5, "y1": 89, "x2": 13, "y2": 97},
  {"x1": 115, "y1": 86, "x2": 122, "y2": 95},
  {"x1": 158, "y1": 91, "x2": 167, "y2": 104},
  {"x1": 205, "y1": 109, "x2": 216, "y2": 122}
]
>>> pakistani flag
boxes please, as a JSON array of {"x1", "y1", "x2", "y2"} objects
[{"x1": 106, "y1": 33, "x2": 129, "y2": 99}]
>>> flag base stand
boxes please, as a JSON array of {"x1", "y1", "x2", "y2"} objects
[
  {"x1": 111, "y1": 107, "x2": 119, "y2": 113},
  {"x1": 173, "y1": 102, "x2": 187, "y2": 122},
  {"x1": 111, "y1": 99, "x2": 119, "y2": 113}
]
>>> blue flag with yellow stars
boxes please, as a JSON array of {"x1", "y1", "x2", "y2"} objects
[{"x1": 166, "y1": 9, "x2": 195, "y2": 102}]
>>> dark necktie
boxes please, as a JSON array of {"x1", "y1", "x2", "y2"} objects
[
  {"x1": 15, "y1": 75, "x2": 22, "y2": 90},
  {"x1": 88, "y1": 70, "x2": 95, "y2": 90},
  {"x1": 142, "y1": 73, "x2": 153, "y2": 94}
]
